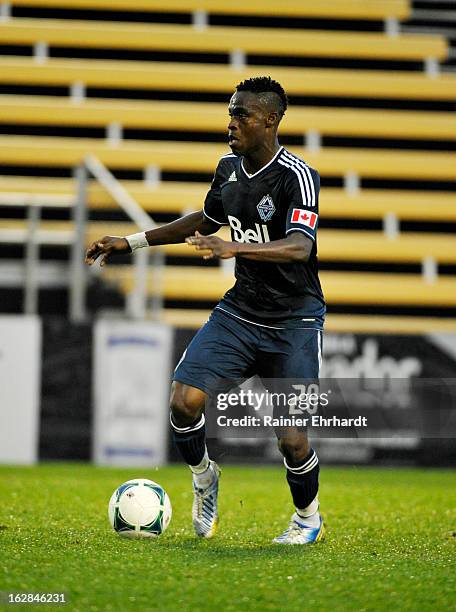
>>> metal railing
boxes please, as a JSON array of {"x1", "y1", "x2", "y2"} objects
[
  {"x1": 0, "y1": 155, "x2": 163, "y2": 322},
  {"x1": 77, "y1": 154, "x2": 164, "y2": 321},
  {"x1": 0, "y1": 193, "x2": 74, "y2": 317}
]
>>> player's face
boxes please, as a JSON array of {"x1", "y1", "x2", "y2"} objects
[{"x1": 227, "y1": 92, "x2": 270, "y2": 156}]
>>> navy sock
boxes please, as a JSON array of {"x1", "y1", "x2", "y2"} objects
[
  {"x1": 170, "y1": 414, "x2": 206, "y2": 466},
  {"x1": 285, "y1": 448, "x2": 320, "y2": 510}
]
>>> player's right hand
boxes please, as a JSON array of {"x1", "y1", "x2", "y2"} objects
[{"x1": 85, "y1": 235, "x2": 131, "y2": 267}]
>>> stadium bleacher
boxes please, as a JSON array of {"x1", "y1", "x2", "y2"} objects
[
  {"x1": 1, "y1": 136, "x2": 456, "y2": 178},
  {"x1": 0, "y1": 18, "x2": 447, "y2": 60},
  {"x1": 2, "y1": 96, "x2": 456, "y2": 139},
  {"x1": 6, "y1": 0, "x2": 412, "y2": 20},
  {"x1": 1, "y1": 58, "x2": 456, "y2": 100},
  {"x1": 1, "y1": 0, "x2": 456, "y2": 332}
]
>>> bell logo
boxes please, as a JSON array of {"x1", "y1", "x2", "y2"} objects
[{"x1": 228, "y1": 215, "x2": 270, "y2": 243}]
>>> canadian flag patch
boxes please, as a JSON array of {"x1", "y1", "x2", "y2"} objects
[{"x1": 291, "y1": 209, "x2": 318, "y2": 229}]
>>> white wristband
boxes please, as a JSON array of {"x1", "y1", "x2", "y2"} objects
[{"x1": 125, "y1": 232, "x2": 149, "y2": 252}]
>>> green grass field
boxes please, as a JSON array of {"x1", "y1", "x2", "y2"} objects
[{"x1": 1, "y1": 464, "x2": 455, "y2": 611}]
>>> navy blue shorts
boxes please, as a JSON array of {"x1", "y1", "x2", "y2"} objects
[{"x1": 173, "y1": 308, "x2": 323, "y2": 395}]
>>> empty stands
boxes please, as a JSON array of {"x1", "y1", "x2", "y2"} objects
[{"x1": 1, "y1": 0, "x2": 455, "y2": 331}]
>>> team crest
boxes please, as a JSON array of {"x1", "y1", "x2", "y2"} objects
[{"x1": 257, "y1": 194, "x2": 276, "y2": 222}]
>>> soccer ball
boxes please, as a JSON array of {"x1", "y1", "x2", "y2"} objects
[{"x1": 108, "y1": 478, "x2": 172, "y2": 538}]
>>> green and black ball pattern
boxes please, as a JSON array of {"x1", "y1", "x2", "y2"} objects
[{"x1": 113, "y1": 482, "x2": 166, "y2": 535}]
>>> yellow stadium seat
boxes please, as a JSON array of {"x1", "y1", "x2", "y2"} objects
[
  {"x1": 8, "y1": 0, "x2": 411, "y2": 21},
  {"x1": 102, "y1": 266, "x2": 456, "y2": 306},
  {"x1": 321, "y1": 190, "x2": 456, "y2": 221},
  {"x1": 1, "y1": 178, "x2": 456, "y2": 221},
  {"x1": 318, "y1": 231, "x2": 456, "y2": 264},
  {"x1": 160, "y1": 310, "x2": 456, "y2": 333},
  {"x1": 4, "y1": 216, "x2": 456, "y2": 266},
  {"x1": 1, "y1": 58, "x2": 456, "y2": 101},
  {"x1": 0, "y1": 135, "x2": 455, "y2": 180},
  {"x1": 0, "y1": 18, "x2": 447, "y2": 60},
  {"x1": 325, "y1": 315, "x2": 456, "y2": 334},
  {"x1": 87, "y1": 225, "x2": 456, "y2": 264},
  {"x1": 1, "y1": 96, "x2": 456, "y2": 141}
]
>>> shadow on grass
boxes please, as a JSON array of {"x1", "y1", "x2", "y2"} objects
[{"x1": 137, "y1": 535, "x2": 326, "y2": 559}]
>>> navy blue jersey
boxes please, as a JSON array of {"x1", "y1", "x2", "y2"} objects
[{"x1": 203, "y1": 146, "x2": 326, "y2": 329}]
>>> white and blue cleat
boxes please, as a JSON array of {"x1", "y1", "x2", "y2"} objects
[
  {"x1": 273, "y1": 512, "x2": 325, "y2": 545},
  {"x1": 192, "y1": 461, "x2": 221, "y2": 538}
]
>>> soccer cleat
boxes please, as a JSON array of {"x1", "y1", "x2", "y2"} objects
[
  {"x1": 192, "y1": 461, "x2": 221, "y2": 538},
  {"x1": 272, "y1": 512, "x2": 325, "y2": 545}
]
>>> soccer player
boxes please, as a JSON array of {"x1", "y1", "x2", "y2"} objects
[{"x1": 85, "y1": 76, "x2": 325, "y2": 544}]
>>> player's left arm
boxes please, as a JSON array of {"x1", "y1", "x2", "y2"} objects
[{"x1": 186, "y1": 231, "x2": 312, "y2": 262}]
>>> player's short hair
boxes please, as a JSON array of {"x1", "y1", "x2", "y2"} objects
[{"x1": 236, "y1": 76, "x2": 288, "y2": 117}]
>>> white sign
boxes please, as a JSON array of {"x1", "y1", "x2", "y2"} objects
[
  {"x1": 93, "y1": 319, "x2": 173, "y2": 466},
  {"x1": 0, "y1": 315, "x2": 41, "y2": 464}
]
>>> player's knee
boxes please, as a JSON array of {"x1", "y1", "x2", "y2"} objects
[
  {"x1": 277, "y1": 435, "x2": 310, "y2": 465},
  {"x1": 170, "y1": 382, "x2": 206, "y2": 426}
]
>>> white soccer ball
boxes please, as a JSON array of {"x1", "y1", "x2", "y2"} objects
[{"x1": 108, "y1": 478, "x2": 172, "y2": 538}]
